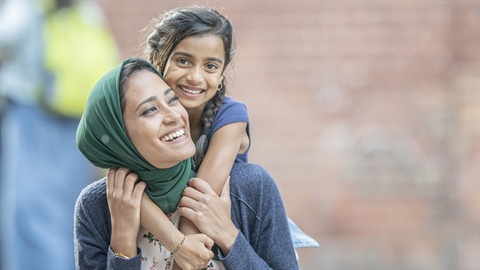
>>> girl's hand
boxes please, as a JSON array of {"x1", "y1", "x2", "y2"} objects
[
  {"x1": 140, "y1": 193, "x2": 214, "y2": 269},
  {"x1": 107, "y1": 167, "x2": 146, "y2": 258},
  {"x1": 178, "y1": 176, "x2": 238, "y2": 255},
  {"x1": 173, "y1": 234, "x2": 214, "y2": 270}
]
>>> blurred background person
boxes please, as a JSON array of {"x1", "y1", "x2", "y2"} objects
[{"x1": 0, "y1": 0, "x2": 118, "y2": 268}]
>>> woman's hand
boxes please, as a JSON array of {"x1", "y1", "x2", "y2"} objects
[
  {"x1": 178, "y1": 176, "x2": 238, "y2": 255},
  {"x1": 107, "y1": 167, "x2": 146, "y2": 258}
]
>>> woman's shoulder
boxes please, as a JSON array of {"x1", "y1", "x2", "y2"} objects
[
  {"x1": 78, "y1": 177, "x2": 107, "y2": 199},
  {"x1": 75, "y1": 178, "x2": 108, "y2": 212}
]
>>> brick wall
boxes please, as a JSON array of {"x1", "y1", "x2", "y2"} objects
[{"x1": 99, "y1": 1, "x2": 479, "y2": 269}]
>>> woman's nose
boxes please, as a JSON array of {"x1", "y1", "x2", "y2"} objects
[{"x1": 163, "y1": 106, "x2": 181, "y2": 124}]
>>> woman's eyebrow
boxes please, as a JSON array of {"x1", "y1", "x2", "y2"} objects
[
  {"x1": 164, "y1": 88, "x2": 173, "y2": 96},
  {"x1": 134, "y1": 88, "x2": 172, "y2": 112},
  {"x1": 136, "y1": 96, "x2": 156, "y2": 112}
]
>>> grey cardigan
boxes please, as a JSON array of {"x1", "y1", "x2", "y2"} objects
[{"x1": 74, "y1": 163, "x2": 299, "y2": 270}]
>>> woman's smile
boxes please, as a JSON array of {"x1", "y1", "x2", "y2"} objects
[{"x1": 160, "y1": 127, "x2": 187, "y2": 142}]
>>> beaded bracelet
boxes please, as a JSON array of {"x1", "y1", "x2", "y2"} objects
[{"x1": 171, "y1": 235, "x2": 186, "y2": 255}]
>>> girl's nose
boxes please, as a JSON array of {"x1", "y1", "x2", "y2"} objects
[{"x1": 186, "y1": 67, "x2": 203, "y2": 84}]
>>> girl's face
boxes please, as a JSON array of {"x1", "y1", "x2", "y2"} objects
[
  {"x1": 123, "y1": 70, "x2": 195, "y2": 169},
  {"x1": 162, "y1": 34, "x2": 225, "y2": 112}
]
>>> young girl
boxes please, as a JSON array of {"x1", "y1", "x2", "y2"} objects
[
  {"x1": 142, "y1": 5, "x2": 317, "y2": 264},
  {"x1": 146, "y1": 6, "x2": 247, "y2": 196}
]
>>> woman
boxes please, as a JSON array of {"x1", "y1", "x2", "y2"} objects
[{"x1": 74, "y1": 57, "x2": 298, "y2": 269}]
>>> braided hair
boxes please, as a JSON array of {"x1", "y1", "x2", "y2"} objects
[{"x1": 145, "y1": 6, "x2": 235, "y2": 168}]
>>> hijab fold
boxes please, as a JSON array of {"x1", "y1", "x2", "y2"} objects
[{"x1": 76, "y1": 58, "x2": 195, "y2": 214}]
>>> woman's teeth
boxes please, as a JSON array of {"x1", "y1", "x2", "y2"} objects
[{"x1": 161, "y1": 129, "x2": 185, "y2": 142}]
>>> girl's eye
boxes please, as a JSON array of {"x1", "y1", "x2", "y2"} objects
[
  {"x1": 141, "y1": 106, "x2": 157, "y2": 116},
  {"x1": 176, "y1": 58, "x2": 189, "y2": 66},
  {"x1": 168, "y1": 96, "x2": 179, "y2": 105},
  {"x1": 205, "y1": 63, "x2": 218, "y2": 71}
]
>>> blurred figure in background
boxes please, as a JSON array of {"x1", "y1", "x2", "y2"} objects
[{"x1": 0, "y1": 0, "x2": 118, "y2": 268}]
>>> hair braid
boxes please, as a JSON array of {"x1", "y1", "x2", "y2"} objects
[{"x1": 193, "y1": 80, "x2": 227, "y2": 169}]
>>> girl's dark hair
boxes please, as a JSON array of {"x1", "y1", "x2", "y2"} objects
[
  {"x1": 145, "y1": 6, "x2": 236, "y2": 168},
  {"x1": 119, "y1": 58, "x2": 158, "y2": 113}
]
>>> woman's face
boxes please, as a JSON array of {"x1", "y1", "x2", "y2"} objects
[
  {"x1": 162, "y1": 34, "x2": 225, "y2": 112},
  {"x1": 123, "y1": 70, "x2": 195, "y2": 169}
]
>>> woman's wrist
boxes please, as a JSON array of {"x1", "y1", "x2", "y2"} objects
[
  {"x1": 215, "y1": 227, "x2": 238, "y2": 255},
  {"x1": 110, "y1": 238, "x2": 137, "y2": 258}
]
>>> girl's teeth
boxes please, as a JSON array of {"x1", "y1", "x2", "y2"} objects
[{"x1": 182, "y1": 86, "x2": 201, "y2": 94}]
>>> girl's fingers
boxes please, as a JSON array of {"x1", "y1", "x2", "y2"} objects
[{"x1": 201, "y1": 234, "x2": 215, "y2": 250}]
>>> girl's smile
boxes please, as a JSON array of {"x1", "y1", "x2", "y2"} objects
[{"x1": 163, "y1": 34, "x2": 225, "y2": 114}]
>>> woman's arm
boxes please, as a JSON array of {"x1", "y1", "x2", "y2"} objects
[
  {"x1": 107, "y1": 168, "x2": 145, "y2": 258},
  {"x1": 179, "y1": 164, "x2": 300, "y2": 270},
  {"x1": 179, "y1": 122, "x2": 247, "y2": 239},
  {"x1": 74, "y1": 178, "x2": 143, "y2": 270}
]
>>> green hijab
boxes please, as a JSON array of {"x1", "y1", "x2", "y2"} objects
[{"x1": 76, "y1": 58, "x2": 196, "y2": 214}]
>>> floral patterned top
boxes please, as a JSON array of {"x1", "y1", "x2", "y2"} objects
[{"x1": 137, "y1": 211, "x2": 225, "y2": 270}]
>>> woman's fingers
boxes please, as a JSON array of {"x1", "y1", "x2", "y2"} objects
[
  {"x1": 187, "y1": 177, "x2": 216, "y2": 195},
  {"x1": 106, "y1": 167, "x2": 117, "y2": 197},
  {"x1": 123, "y1": 171, "x2": 138, "y2": 199},
  {"x1": 220, "y1": 176, "x2": 230, "y2": 200},
  {"x1": 132, "y1": 181, "x2": 146, "y2": 201},
  {"x1": 177, "y1": 206, "x2": 197, "y2": 222}
]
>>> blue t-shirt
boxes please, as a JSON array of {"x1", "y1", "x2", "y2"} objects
[{"x1": 206, "y1": 96, "x2": 250, "y2": 163}]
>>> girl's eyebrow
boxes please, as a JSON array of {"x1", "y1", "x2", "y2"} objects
[{"x1": 172, "y1": 51, "x2": 223, "y2": 64}]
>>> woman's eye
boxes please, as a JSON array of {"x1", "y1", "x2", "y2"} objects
[
  {"x1": 141, "y1": 106, "x2": 157, "y2": 115},
  {"x1": 168, "y1": 96, "x2": 179, "y2": 105}
]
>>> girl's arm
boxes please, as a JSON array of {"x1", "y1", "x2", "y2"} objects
[
  {"x1": 178, "y1": 121, "x2": 247, "y2": 248},
  {"x1": 196, "y1": 122, "x2": 248, "y2": 195},
  {"x1": 140, "y1": 194, "x2": 215, "y2": 270}
]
